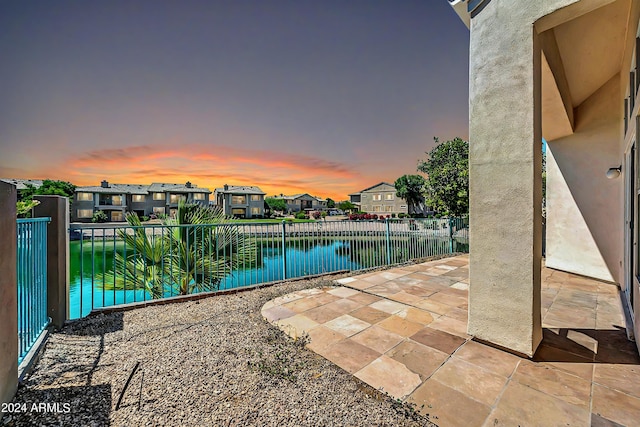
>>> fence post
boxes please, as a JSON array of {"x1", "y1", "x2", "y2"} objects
[
  {"x1": 34, "y1": 196, "x2": 69, "y2": 329},
  {"x1": 448, "y1": 217, "x2": 454, "y2": 253},
  {"x1": 0, "y1": 182, "x2": 17, "y2": 408},
  {"x1": 385, "y1": 219, "x2": 391, "y2": 265},
  {"x1": 281, "y1": 221, "x2": 287, "y2": 279}
]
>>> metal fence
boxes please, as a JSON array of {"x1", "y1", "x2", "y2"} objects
[
  {"x1": 68, "y1": 218, "x2": 468, "y2": 318},
  {"x1": 17, "y1": 217, "x2": 50, "y2": 364}
]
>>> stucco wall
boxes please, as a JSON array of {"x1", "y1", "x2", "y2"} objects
[
  {"x1": 546, "y1": 75, "x2": 623, "y2": 283},
  {"x1": 465, "y1": 0, "x2": 608, "y2": 356},
  {"x1": 0, "y1": 182, "x2": 17, "y2": 407}
]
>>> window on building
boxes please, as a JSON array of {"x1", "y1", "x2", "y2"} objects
[
  {"x1": 251, "y1": 207, "x2": 261, "y2": 215},
  {"x1": 170, "y1": 194, "x2": 186, "y2": 204},
  {"x1": 76, "y1": 192, "x2": 93, "y2": 201},
  {"x1": 231, "y1": 195, "x2": 246, "y2": 204},
  {"x1": 77, "y1": 209, "x2": 93, "y2": 218},
  {"x1": 111, "y1": 211, "x2": 124, "y2": 222},
  {"x1": 385, "y1": 194, "x2": 394, "y2": 200},
  {"x1": 153, "y1": 207, "x2": 165, "y2": 215},
  {"x1": 232, "y1": 208, "x2": 246, "y2": 218},
  {"x1": 193, "y1": 193, "x2": 205, "y2": 200},
  {"x1": 373, "y1": 194, "x2": 382, "y2": 201},
  {"x1": 132, "y1": 194, "x2": 146, "y2": 203},
  {"x1": 385, "y1": 206, "x2": 393, "y2": 212},
  {"x1": 169, "y1": 208, "x2": 178, "y2": 218},
  {"x1": 153, "y1": 192, "x2": 165, "y2": 201},
  {"x1": 112, "y1": 195, "x2": 123, "y2": 206},
  {"x1": 373, "y1": 206, "x2": 381, "y2": 212},
  {"x1": 250, "y1": 195, "x2": 262, "y2": 201}
]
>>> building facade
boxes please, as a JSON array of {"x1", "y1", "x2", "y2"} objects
[
  {"x1": 449, "y1": 0, "x2": 640, "y2": 356},
  {"x1": 349, "y1": 182, "x2": 409, "y2": 215},
  {"x1": 214, "y1": 185, "x2": 265, "y2": 218},
  {"x1": 72, "y1": 180, "x2": 211, "y2": 222},
  {"x1": 272, "y1": 193, "x2": 327, "y2": 213}
]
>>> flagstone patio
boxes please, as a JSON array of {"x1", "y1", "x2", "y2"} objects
[{"x1": 261, "y1": 255, "x2": 640, "y2": 426}]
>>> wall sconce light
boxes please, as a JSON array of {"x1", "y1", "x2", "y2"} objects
[{"x1": 606, "y1": 166, "x2": 622, "y2": 179}]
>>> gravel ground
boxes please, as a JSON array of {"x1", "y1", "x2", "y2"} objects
[{"x1": 3, "y1": 272, "x2": 437, "y2": 427}]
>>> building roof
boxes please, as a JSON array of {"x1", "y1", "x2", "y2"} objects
[
  {"x1": 75, "y1": 182, "x2": 211, "y2": 195},
  {"x1": 350, "y1": 182, "x2": 395, "y2": 195},
  {"x1": 0, "y1": 178, "x2": 44, "y2": 190},
  {"x1": 215, "y1": 185, "x2": 265, "y2": 195},
  {"x1": 75, "y1": 184, "x2": 151, "y2": 195},
  {"x1": 273, "y1": 193, "x2": 326, "y2": 202},
  {"x1": 274, "y1": 193, "x2": 313, "y2": 201},
  {"x1": 148, "y1": 182, "x2": 211, "y2": 193}
]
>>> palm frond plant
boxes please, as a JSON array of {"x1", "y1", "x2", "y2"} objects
[
  {"x1": 100, "y1": 201, "x2": 258, "y2": 299},
  {"x1": 97, "y1": 213, "x2": 169, "y2": 299}
]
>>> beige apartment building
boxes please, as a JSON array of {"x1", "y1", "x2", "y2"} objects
[
  {"x1": 349, "y1": 182, "x2": 409, "y2": 215},
  {"x1": 449, "y1": 0, "x2": 640, "y2": 356}
]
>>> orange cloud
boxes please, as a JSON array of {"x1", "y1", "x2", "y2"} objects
[{"x1": 63, "y1": 143, "x2": 374, "y2": 200}]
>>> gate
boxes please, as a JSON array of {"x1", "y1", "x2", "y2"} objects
[{"x1": 16, "y1": 217, "x2": 50, "y2": 364}]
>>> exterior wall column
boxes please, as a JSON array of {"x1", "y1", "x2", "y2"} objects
[
  {"x1": 468, "y1": 5, "x2": 544, "y2": 356},
  {"x1": 34, "y1": 196, "x2": 69, "y2": 329},
  {"x1": 0, "y1": 182, "x2": 18, "y2": 407}
]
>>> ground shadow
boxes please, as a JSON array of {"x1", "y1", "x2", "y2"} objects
[
  {"x1": 534, "y1": 327, "x2": 640, "y2": 364},
  {"x1": 61, "y1": 312, "x2": 124, "y2": 337},
  {"x1": 6, "y1": 384, "x2": 111, "y2": 426}
]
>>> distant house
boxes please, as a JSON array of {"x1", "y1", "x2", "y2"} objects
[
  {"x1": 349, "y1": 182, "x2": 409, "y2": 215},
  {"x1": 214, "y1": 184, "x2": 265, "y2": 218},
  {"x1": 0, "y1": 178, "x2": 44, "y2": 191},
  {"x1": 273, "y1": 193, "x2": 327, "y2": 213},
  {"x1": 72, "y1": 180, "x2": 211, "y2": 222}
]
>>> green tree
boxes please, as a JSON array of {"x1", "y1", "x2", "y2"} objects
[
  {"x1": 265, "y1": 197, "x2": 288, "y2": 212},
  {"x1": 16, "y1": 200, "x2": 40, "y2": 217},
  {"x1": 100, "y1": 202, "x2": 257, "y2": 298},
  {"x1": 92, "y1": 211, "x2": 109, "y2": 223},
  {"x1": 338, "y1": 201, "x2": 356, "y2": 212},
  {"x1": 418, "y1": 137, "x2": 469, "y2": 217},
  {"x1": 16, "y1": 179, "x2": 76, "y2": 215},
  {"x1": 394, "y1": 175, "x2": 427, "y2": 215},
  {"x1": 37, "y1": 179, "x2": 76, "y2": 198},
  {"x1": 326, "y1": 198, "x2": 336, "y2": 208}
]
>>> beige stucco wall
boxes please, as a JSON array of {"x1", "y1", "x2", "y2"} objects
[
  {"x1": 465, "y1": 0, "x2": 616, "y2": 356},
  {"x1": 546, "y1": 75, "x2": 624, "y2": 283},
  {"x1": 0, "y1": 182, "x2": 17, "y2": 408}
]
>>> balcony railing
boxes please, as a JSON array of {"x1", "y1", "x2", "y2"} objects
[
  {"x1": 67, "y1": 218, "x2": 469, "y2": 319},
  {"x1": 17, "y1": 217, "x2": 50, "y2": 364}
]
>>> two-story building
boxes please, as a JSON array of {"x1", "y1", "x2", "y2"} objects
[
  {"x1": 349, "y1": 182, "x2": 409, "y2": 215},
  {"x1": 214, "y1": 184, "x2": 265, "y2": 218},
  {"x1": 273, "y1": 193, "x2": 327, "y2": 213},
  {"x1": 72, "y1": 180, "x2": 211, "y2": 222}
]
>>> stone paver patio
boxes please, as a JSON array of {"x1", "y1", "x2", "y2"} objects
[{"x1": 262, "y1": 255, "x2": 640, "y2": 426}]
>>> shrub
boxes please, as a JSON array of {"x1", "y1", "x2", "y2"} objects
[
  {"x1": 91, "y1": 210, "x2": 109, "y2": 223},
  {"x1": 312, "y1": 211, "x2": 322, "y2": 220},
  {"x1": 321, "y1": 211, "x2": 327, "y2": 218},
  {"x1": 141, "y1": 215, "x2": 150, "y2": 222},
  {"x1": 391, "y1": 213, "x2": 396, "y2": 218},
  {"x1": 295, "y1": 211, "x2": 307, "y2": 220}
]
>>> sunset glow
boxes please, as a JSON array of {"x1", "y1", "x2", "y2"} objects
[{"x1": 0, "y1": 1, "x2": 469, "y2": 201}]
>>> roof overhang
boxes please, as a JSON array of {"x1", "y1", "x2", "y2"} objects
[{"x1": 448, "y1": 0, "x2": 470, "y2": 28}]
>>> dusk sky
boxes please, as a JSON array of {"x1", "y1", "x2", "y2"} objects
[{"x1": 0, "y1": 1, "x2": 469, "y2": 200}]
